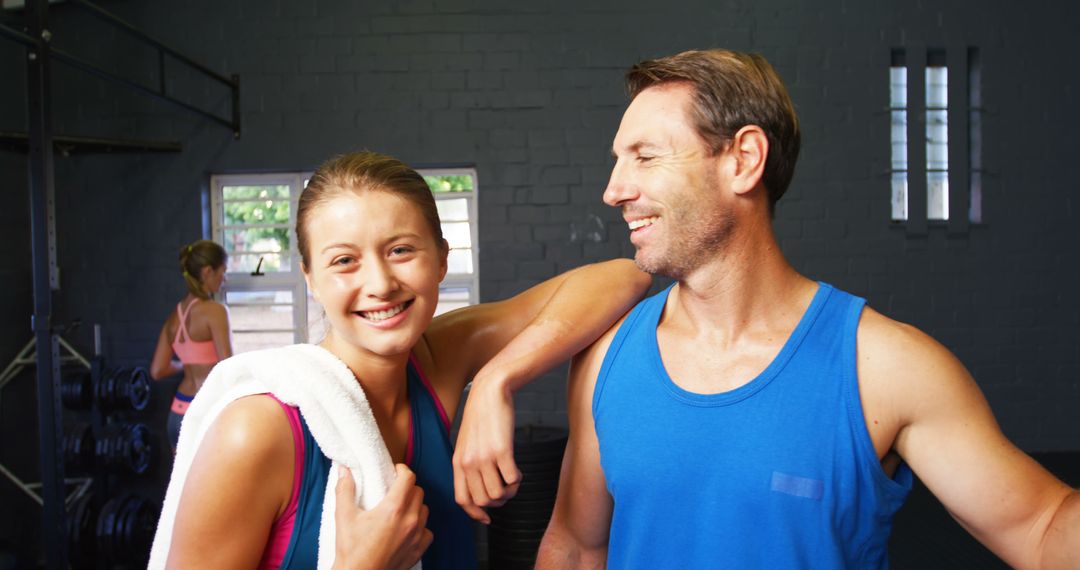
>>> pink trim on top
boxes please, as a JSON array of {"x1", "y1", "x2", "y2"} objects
[
  {"x1": 405, "y1": 414, "x2": 414, "y2": 466},
  {"x1": 258, "y1": 394, "x2": 304, "y2": 570},
  {"x1": 409, "y1": 353, "x2": 451, "y2": 434}
]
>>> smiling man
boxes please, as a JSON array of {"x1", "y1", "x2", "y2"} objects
[{"x1": 535, "y1": 49, "x2": 1079, "y2": 569}]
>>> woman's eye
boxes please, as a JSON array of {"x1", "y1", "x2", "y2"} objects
[{"x1": 331, "y1": 256, "x2": 353, "y2": 266}]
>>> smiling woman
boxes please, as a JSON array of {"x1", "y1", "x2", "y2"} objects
[
  {"x1": 151, "y1": 151, "x2": 652, "y2": 569},
  {"x1": 211, "y1": 167, "x2": 480, "y2": 353}
]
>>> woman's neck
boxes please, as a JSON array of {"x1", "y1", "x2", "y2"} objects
[{"x1": 319, "y1": 334, "x2": 409, "y2": 416}]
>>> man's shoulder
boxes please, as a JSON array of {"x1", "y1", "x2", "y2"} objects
[
  {"x1": 856, "y1": 306, "x2": 948, "y2": 362},
  {"x1": 855, "y1": 305, "x2": 972, "y2": 405}
]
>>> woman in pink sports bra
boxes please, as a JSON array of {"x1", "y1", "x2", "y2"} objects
[{"x1": 150, "y1": 239, "x2": 234, "y2": 452}]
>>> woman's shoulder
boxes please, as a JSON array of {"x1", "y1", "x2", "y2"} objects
[
  {"x1": 209, "y1": 394, "x2": 294, "y2": 459},
  {"x1": 192, "y1": 298, "x2": 229, "y2": 316}
]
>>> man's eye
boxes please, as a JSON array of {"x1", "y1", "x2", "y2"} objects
[
  {"x1": 332, "y1": 256, "x2": 353, "y2": 266},
  {"x1": 390, "y1": 246, "x2": 414, "y2": 256},
  {"x1": 638, "y1": 155, "x2": 654, "y2": 163}
]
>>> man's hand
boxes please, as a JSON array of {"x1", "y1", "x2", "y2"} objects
[
  {"x1": 452, "y1": 378, "x2": 522, "y2": 524},
  {"x1": 333, "y1": 464, "x2": 433, "y2": 570}
]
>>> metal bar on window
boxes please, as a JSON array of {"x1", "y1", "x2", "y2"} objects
[
  {"x1": 906, "y1": 46, "x2": 928, "y2": 235},
  {"x1": 948, "y1": 45, "x2": 970, "y2": 233}
]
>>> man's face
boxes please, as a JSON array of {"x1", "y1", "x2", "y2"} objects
[{"x1": 603, "y1": 82, "x2": 735, "y2": 279}]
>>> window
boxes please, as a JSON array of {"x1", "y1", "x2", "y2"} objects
[
  {"x1": 424, "y1": 168, "x2": 480, "y2": 315},
  {"x1": 211, "y1": 174, "x2": 307, "y2": 354},
  {"x1": 211, "y1": 167, "x2": 479, "y2": 353},
  {"x1": 889, "y1": 47, "x2": 982, "y2": 227}
]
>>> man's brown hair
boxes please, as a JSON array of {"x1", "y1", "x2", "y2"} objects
[{"x1": 626, "y1": 49, "x2": 801, "y2": 213}]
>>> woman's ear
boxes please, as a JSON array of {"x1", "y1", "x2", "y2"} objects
[
  {"x1": 199, "y1": 264, "x2": 214, "y2": 284},
  {"x1": 439, "y1": 239, "x2": 449, "y2": 282},
  {"x1": 303, "y1": 267, "x2": 319, "y2": 303}
]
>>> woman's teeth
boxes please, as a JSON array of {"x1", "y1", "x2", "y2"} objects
[{"x1": 360, "y1": 303, "x2": 406, "y2": 321}]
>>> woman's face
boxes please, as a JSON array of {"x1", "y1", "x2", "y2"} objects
[
  {"x1": 202, "y1": 263, "x2": 227, "y2": 294},
  {"x1": 303, "y1": 190, "x2": 447, "y2": 359}
]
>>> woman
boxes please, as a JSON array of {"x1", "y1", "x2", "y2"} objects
[
  {"x1": 152, "y1": 152, "x2": 650, "y2": 569},
  {"x1": 149, "y1": 239, "x2": 233, "y2": 452}
]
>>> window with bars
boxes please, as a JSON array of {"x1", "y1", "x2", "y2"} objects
[
  {"x1": 889, "y1": 47, "x2": 982, "y2": 228},
  {"x1": 210, "y1": 167, "x2": 480, "y2": 353}
]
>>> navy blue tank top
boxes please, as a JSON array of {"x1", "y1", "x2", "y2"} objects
[
  {"x1": 278, "y1": 355, "x2": 476, "y2": 569},
  {"x1": 593, "y1": 282, "x2": 912, "y2": 568}
]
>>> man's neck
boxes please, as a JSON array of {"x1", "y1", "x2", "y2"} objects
[{"x1": 665, "y1": 222, "x2": 816, "y2": 343}]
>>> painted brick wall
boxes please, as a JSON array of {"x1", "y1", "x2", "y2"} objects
[{"x1": 1, "y1": 1, "x2": 1078, "y2": 552}]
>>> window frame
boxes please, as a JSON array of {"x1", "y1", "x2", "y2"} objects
[{"x1": 210, "y1": 172, "x2": 310, "y2": 347}]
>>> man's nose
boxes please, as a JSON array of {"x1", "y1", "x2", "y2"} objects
[{"x1": 603, "y1": 160, "x2": 635, "y2": 207}]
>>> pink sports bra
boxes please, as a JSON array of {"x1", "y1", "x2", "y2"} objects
[{"x1": 171, "y1": 299, "x2": 221, "y2": 365}]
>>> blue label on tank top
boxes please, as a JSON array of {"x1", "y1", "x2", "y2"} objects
[{"x1": 770, "y1": 471, "x2": 825, "y2": 500}]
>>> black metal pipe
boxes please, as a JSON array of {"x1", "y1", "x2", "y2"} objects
[
  {"x1": 25, "y1": 0, "x2": 68, "y2": 566},
  {"x1": 66, "y1": 0, "x2": 236, "y2": 88},
  {"x1": 0, "y1": 130, "x2": 183, "y2": 154},
  {"x1": 231, "y1": 73, "x2": 241, "y2": 138},
  {"x1": 158, "y1": 47, "x2": 166, "y2": 95},
  {"x1": 0, "y1": 19, "x2": 35, "y2": 47},
  {"x1": 48, "y1": 45, "x2": 234, "y2": 131}
]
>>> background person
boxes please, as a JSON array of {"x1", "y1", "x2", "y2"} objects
[{"x1": 149, "y1": 239, "x2": 233, "y2": 453}]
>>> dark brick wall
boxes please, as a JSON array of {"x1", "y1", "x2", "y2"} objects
[{"x1": 1, "y1": 0, "x2": 1078, "y2": 553}]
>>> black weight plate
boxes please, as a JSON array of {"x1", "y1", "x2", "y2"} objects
[
  {"x1": 127, "y1": 368, "x2": 151, "y2": 411},
  {"x1": 128, "y1": 424, "x2": 152, "y2": 475}
]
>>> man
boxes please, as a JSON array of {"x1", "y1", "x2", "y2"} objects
[{"x1": 535, "y1": 49, "x2": 1079, "y2": 568}]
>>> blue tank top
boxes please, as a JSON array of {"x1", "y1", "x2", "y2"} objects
[
  {"x1": 593, "y1": 282, "x2": 913, "y2": 569},
  {"x1": 278, "y1": 356, "x2": 477, "y2": 569}
]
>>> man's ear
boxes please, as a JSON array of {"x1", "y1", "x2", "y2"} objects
[{"x1": 727, "y1": 125, "x2": 768, "y2": 196}]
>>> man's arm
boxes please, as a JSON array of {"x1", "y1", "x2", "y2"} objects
[
  {"x1": 859, "y1": 309, "x2": 1079, "y2": 569},
  {"x1": 536, "y1": 322, "x2": 620, "y2": 569}
]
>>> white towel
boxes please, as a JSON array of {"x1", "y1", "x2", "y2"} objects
[{"x1": 148, "y1": 343, "x2": 421, "y2": 570}]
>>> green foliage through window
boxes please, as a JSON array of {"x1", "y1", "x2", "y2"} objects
[
  {"x1": 221, "y1": 186, "x2": 291, "y2": 266},
  {"x1": 424, "y1": 175, "x2": 473, "y2": 193}
]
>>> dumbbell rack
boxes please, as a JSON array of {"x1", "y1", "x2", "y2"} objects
[
  {"x1": 0, "y1": 334, "x2": 94, "y2": 508},
  {"x1": 67, "y1": 357, "x2": 159, "y2": 568},
  {"x1": 0, "y1": 334, "x2": 160, "y2": 568}
]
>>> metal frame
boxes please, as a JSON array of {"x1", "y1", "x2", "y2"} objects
[
  {"x1": 0, "y1": 335, "x2": 92, "y2": 508},
  {"x1": 0, "y1": 1, "x2": 241, "y2": 566}
]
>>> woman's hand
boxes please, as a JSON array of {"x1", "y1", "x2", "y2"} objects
[
  {"x1": 333, "y1": 464, "x2": 433, "y2": 570},
  {"x1": 452, "y1": 377, "x2": 522, "y2": 523},
  {"x1": 432, "y1": 259, "x2": 649, "y2": 523}
]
